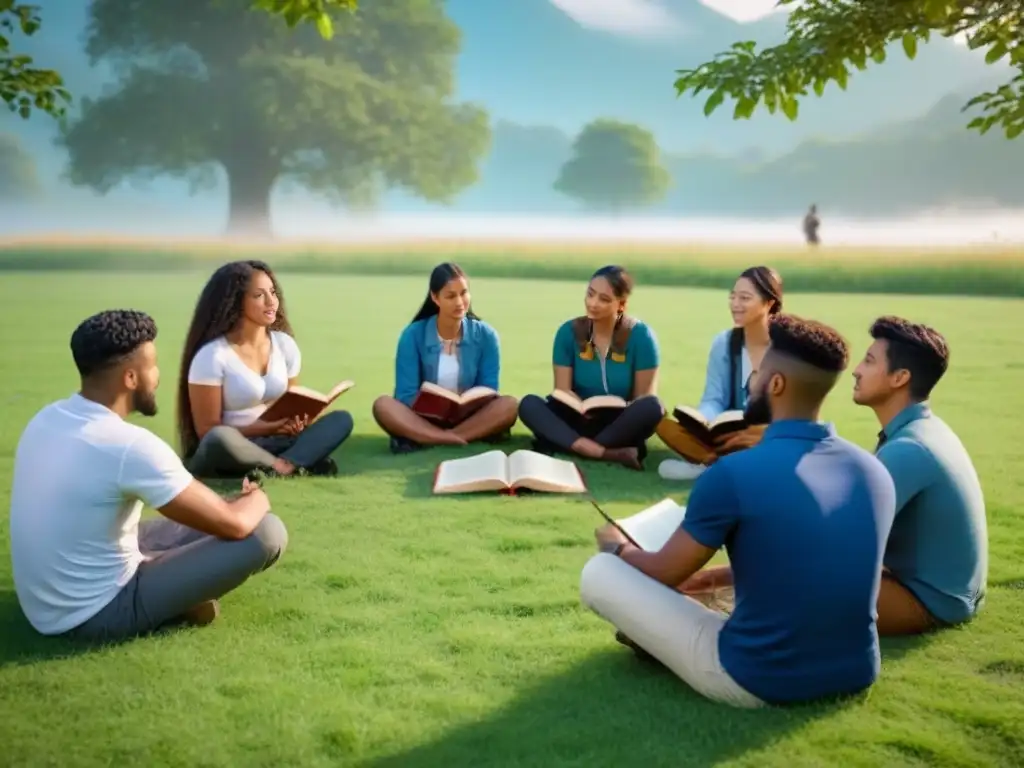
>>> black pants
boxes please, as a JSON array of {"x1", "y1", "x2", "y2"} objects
[
  {"x1": 185, "y1": 410, "x2": 354, "y2": 478},
  {"x1": 518, "y1": 394, "x2": 664, "y2": 460}
]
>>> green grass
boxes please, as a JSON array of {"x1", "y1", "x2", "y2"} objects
[
  {"x1": 1, "y1": 268, "x2": 1024, "y2": 767},
  {"x1": 2, "y1": 238, "x2": 1024, "y2": 297}
]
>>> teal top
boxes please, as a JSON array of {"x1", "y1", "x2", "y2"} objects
[
  {"x1": 551, "y1": 317, "x2": 660, "y2": 400},
  {"x1": 876, "y1": 402, "x2": 988, "y2": 625}
]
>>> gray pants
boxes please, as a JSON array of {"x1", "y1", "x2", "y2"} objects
[
  {"x1": 185, "y1": 410, "x2": 354, "y2": 478},
  {"x1": 67, "y1": 514, "x2": 288, "y2": 643}
]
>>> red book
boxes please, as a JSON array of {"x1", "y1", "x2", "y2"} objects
[{"x1": 411, "y1": 382, "x2": 498, "y2": 425}]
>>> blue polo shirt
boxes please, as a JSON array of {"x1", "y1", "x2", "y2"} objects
[
  {"x1": 876, "y1": 402, "x2": 988, "y2": 625},
  {"x1": 682, "y1": 420, "x2": 897, "y2": 705},
  {"x1": 552, "y1": 318, "x2": 659, "y2": 400}
]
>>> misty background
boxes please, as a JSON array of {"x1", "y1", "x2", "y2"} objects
[{"x1": 1, "y1": 0, "x2": 1021, "y2": 245}]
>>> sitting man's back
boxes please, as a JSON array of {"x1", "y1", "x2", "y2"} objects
[
  {"x1": 582, "y1": 314, "x2": 896, "y2": 708},
  {"x1": 9, "y1": 309, "x2": 288, "y2": 641}
]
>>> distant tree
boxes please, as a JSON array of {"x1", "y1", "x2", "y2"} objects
[
  {"x1": 1, "y1": 2, "x2": 70, "y2": 119},
  {"x1": 554, "y1": 119, "x2": 670, "y2": 212},
  {"x1": 674, "y1": 1, "x2": 1024, "y2": 139},
  {"x1": 56, "y1": 0, "x2": 489, "y2": 237},
  {"x1": 0, "y1": 131, "x2": 40, "y2": 198}
]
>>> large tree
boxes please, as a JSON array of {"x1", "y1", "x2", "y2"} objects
[
  {"x1": 554, "y1": 119, "x2": 670, "y2": 212},
  {"x1": 57, "y1": 0, "x2": 487, "y2": 236},
  {"x1": 674, "y1": 1, "x2": 1024, "y2": 138},
  {"x1": 0, "y1": 130, "x2": 39, "y2": 198},
  {"x1": 1, "y1": 1, "x2": 357, "y2": 121}
]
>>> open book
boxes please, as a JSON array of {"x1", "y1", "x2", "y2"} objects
[
  {"x1": 611, "y1": 497, "x2": 688, "y2": 551},
  {"x1": 258, "y1": 380, "x2": 354, "y2": 423},
  {"x1": 671, "y1": 405, "x2": 746, "y2": 448},
  {"x1": 550, "y1": 389, "x2": 627, "y2": 417},
  {"x1": 433, "y1": 449, "x2": 587, "y2": 495},
  {"x1": 412, "y1": 382, "x2": 498, "y2": 425}
]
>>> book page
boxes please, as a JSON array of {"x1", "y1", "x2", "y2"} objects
[
  {"x1": 710, "y1": 410, "x2": 744, "y2": 430},
  {"x1": 285, "y1": 385, "x2": 327, "y2": 402},
  {"x1": 617, "y1": 498, "x2": 687, "y2": 551},
  {"x1": 508, "y1": 450, "x2": 586, "y2": 493},
  {"x1": 673, "y1": 404, "x2": 709, "y2": 427},
  {"x1": 581, "y1": 394, "x2": 627, "y2": 410},
  {"x1": 419, "y1": 381, "x2": 458, "y2": 401},
  {"x1": 433, "y1": 450, "x2": 510, "y2": 493},
  {"x1": 460, "y1": 386, "x2": 498, "y2": 403},
  {"x1": 326, "y1": 379, "x2": 355, "y2": 401},
  {"x1": 550, "y1": 388, "x2": 583, "y2": 413}
]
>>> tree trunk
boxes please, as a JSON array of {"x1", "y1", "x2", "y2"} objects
[{"x1": 223, "y1": 155, "x2": 279, "y2": 240}]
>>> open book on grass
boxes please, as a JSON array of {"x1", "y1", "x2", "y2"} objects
[
  {"x1": 412, "y1": 383, "x2": 498, "y2": 425},
  {"x1": 433, "y1": 449, "x2": 587, "y2": 495},
  {"x1": 550, "y1": 389, "x2": 627, "y2": 416},
  {"x1": 259, "y1": 380, "x2": 354, "y2": 423},
  {"x1": 611, "y1": 497, "x2": 688, "y2": 551}
]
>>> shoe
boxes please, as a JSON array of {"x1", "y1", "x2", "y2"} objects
[
  {"x1": 390, "y1": 436, "x2": 423, "y2": 455},
  {"x1": 308, "y1": 457, "x2": 338, "y2": 476},
  {"x1": 658, "y1": 459, "x2": 707, "y2": 481},
  {"x1": 181, "y1": 599, "x2": 220, "y2": 627},
  {"x1": 483, "y1": 428, "x2": 512, "y2": 444},
  {"x1": 614, "y1": 630, "x2": 659, "y2": 663}
]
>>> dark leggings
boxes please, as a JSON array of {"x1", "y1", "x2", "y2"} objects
[{"x1": 518, "y1": 394, "x2": 664, "y2": 457}]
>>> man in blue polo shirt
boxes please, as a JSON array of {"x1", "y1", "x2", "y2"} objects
[
  {"x1": 581, "y1": 314, "x2": 896, "y2": 708},
  {"x1": 852, "y1": 316, "x2": 988, "y2": 635}
]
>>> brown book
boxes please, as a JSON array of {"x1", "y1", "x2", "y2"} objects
[
  {"x1": 549, "y1": 388, "x2": 627, "y2": 417},
  {"x1": 412, "y1": 382, "x2": 498, "y2": 425},
  {"x1": 671, "y1": 405, "x2": 746, "y2": 448},
  {"x1": 258, "y1": 380, "x2": 354, "y2": 423},
  {"x1": 432, "y1": 449, "x2": 587, "y2": 495}
]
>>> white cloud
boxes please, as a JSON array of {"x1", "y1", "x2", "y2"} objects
[
  {"x1": 548, "y1": 0, "x2": 683, "y2": 36},
  {"x1": 700, "y1": 0, "x2": 788, "y2": 22}
]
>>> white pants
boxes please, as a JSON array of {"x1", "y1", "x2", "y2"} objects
[{"x1": 580, "y1": 553, "x2": 764, "y2": 709}]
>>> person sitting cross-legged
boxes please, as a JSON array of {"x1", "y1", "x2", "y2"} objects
[
  {"x1": 580, "y1": 314, "x2": 897, "y2": 708},
  {"x1": 8, "y1": 310, "x2": 288, "y2": 643},
  {"x1": 852, "y1": 316, "x2": 988, "y2": 636}
]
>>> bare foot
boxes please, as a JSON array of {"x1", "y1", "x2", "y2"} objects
[
  {"x1": 272, "y1": 458, "x2": 296, "y2": 475},
  {"x1": 441, "y1": 431, "x2": 469, "y2": 446},
  {"x1": 181, "y1": 599, "x2": 220, "y2": 627},
  {"x1": 603, "y1": 447, "x2": 642, "y2": 471}
]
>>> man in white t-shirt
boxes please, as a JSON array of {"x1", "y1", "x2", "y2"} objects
[{"x1": 8, "y1": 309, "x2": 288, "y2": 641}]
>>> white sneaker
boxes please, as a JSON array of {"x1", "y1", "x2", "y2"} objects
[{"x1": 658, "y1": 459, "x2": 706, "y2": 481}]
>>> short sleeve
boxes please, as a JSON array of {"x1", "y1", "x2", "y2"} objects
[
  {"x1": 188, "y1": 340, "x2": 224, "y2": 386},
  {"x1": 119, "y1": 430, "x2": 194, "y2": 509},
  {"x1": 680, "y1": 460, "x2": 742, "y2": 550},
  {"x1": 552, "y1": 320, "x2": 577, "y2": 367},
  {"x1": 632, "y1": 322, "x2": 660, "y2": 370},
  {"x1": 876, "y1": 438, "x2": 934, "y2": 514},
  {"x1": 275, "y1": 332, "x2": 302, "y2": 378}
]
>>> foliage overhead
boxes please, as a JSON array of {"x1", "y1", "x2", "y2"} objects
[
  {"x1": 554, "y1": 119, "x2": 670, "y2": 211},
  {"x1": 0, "y1": 1, "x2": 70, "y2": 119},
  {"x1": 0, "y1": 130, "x2": 40, "y2": 197},
  {"x1": 57, "y1": 0, "x2": 490, "y2": 233},
  {"x1": 251, "y1": 0, "x2": 357, "y2": 40},
  {"x1": 674, "y1": 0, "x2": 1024, "y2": 139}
]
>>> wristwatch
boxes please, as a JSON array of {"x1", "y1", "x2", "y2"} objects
[{"x1": 612, "y1": 542, "x2": 627, "y2": 557}]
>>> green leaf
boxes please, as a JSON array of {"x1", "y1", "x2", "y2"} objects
[
  {"x1": 986, "y1": 41, "x2": 1008, "y2": 65},
  {"x1": 1006, "y1": 122, "x2": 1024, "y2": 140},
  {"x1": 870, "y1": 46, "x2": 886, "y2": 64},
  {"x1": 966, "y1": 117, "x2": 986, "y2": 130},
  {"x1": 703, "y1": 88, "x2": 726, "y2": 116},
  {"x1": 315, "y1": 11, "x2": 333, "y2": 39},
  {"x1": 733, "y1": 95, "x2": 757, "y2": 120},
  {"x1": 781, "y1": 95, "x2": 798, "y2": 121},
  {"x1": 902, "y1": 33, "x2": 917, "y2": 60}
]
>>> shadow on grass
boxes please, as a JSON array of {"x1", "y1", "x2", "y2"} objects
[
  {"x1": 365, "y1": 650, "x2": 856, "y2": 768},
  {"x1": 0, "y1": 589, "x2": 102, "y2": 669}
]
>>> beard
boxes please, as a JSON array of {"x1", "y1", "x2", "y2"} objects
[
  {"x1": 132, "y1": 388, "x2": 158, "y2": 417},
  {"x1": 743, "y1": 384, "x2": 773, "y2": 426}
]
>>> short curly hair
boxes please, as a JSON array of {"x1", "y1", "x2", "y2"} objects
[
  {"x1": 70, "y1": 309, "x2": 158, "y2": 377},
  {"x1": 768, "y1": 313, "x2": 850, "y2": 373},
  {"x1": 869, "y1": 315, "x2": 949, "y2": 400}
]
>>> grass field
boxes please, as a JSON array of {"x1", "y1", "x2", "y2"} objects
[{"x1": 1, "y1": 261, "x2": 1024, "y2": 767}]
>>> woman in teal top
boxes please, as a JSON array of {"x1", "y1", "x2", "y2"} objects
[{"x1": 518, "y1": 265, "x2": 665, "y2": 470}]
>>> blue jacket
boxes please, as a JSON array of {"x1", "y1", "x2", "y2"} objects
[{"x1": 393, "y1": 315, "x2": 501, "y2": 407}]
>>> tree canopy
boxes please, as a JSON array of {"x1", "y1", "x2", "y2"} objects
[
  {"x1": 554, "y1": 119, "x2": 670, "y2": 212},
  {"x1": 57, "y1": 0, "x2": 490, "y2": 236},
  {"x1": 674, "y1": 1, "x2": 1024, "y2": 139},
  {"x1": 0, "y1": 130, "x2": 39, "y2": 198}
]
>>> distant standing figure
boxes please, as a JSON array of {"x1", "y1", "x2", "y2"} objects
[{"x1": 803, "y1": 205, "x2": 820, "y2": 245}]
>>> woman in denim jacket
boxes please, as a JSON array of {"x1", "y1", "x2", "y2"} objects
[{"x1": 372, "y1": 262, "x2": 519, "y2": 454}]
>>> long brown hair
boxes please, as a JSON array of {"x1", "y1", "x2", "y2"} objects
[{"x1": 175, "y1": 260, "x2": 294, "y2": 456}]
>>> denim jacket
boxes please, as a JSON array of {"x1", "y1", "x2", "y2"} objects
[
  {"x1": 698, "y1": 328, "x2": 752, "y2": 421},
  {"x1": 393, "y1": 315, "x2": 501, "y2": 407}
]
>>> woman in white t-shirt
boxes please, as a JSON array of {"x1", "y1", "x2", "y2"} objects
[{"x1": 175, "y1": 260, "x2": 354, "y2": 477}]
